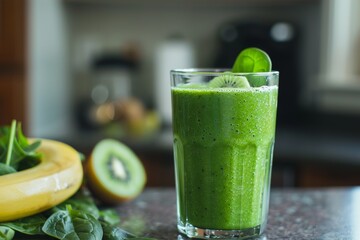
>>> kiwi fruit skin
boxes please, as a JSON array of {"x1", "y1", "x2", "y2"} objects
[
  {"x1": 208, "y1": 74, "x2": 250, "y2": 88},
  {"x1": 86, "y1": 157, "x2": 128, "y2": 204},
  {"x1": 85, "y1": 139, "x2": 147, "y2": 204}
]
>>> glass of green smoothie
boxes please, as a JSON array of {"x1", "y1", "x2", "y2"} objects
[{"x1": 170, "y1": 48, "x2": 279, "y2": 239}]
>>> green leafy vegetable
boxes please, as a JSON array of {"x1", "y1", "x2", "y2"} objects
[
  {"x1": 101, "y1": 221, "x2": 157, "y2": 240},
  {"x1": 78, "y1": 152, "x2": 86, "y2": 162},
  {"x1": 246, "y1": 75, "x2": 268, "y2": 87},
  {"x1": 101, "y1": 221, "x2": 136, "y2": 240},
  {"x1": 119, "y1": 215, "x2": 146, "y2": 237},
  {"x1": 0, "y1": 120, "x2": 41, "y2": 174},
  {"x1": 0, "y1": 120, "x2": 158, "y2": 240},
  {"x1": 5, "y1": 120, "x2": 17, "y2": 166},
  {"x1": 42, "y1": 205, "x2": 103, "y2": 240},
  {"x1": 1, "y1": 214, "x2": 47, "y2": 235},
  {"x1": 130, "y1": 238, "x2": 159, "y2": 240},
  {"x1": 232, "y1": 47, "x2": 272, "y2": 73},
  {"x1": 51, "y1": 191, "x2": 100, "y2": 219},
  {"x1": 10, "y1": 233, "x2": 50, "y2": 239},
  {"x1": 0, "y1": 163, "x2": 16, "y2": 176},
  {"x1": 99, "y1": 209, "x2": 121, "y2": 226},
  {"x1": 0, "y1": 226, "x2": 14, "y2": 240}
]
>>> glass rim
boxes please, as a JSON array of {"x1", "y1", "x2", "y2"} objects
[{"x1": 171, "y1": 68, "x2": 279, "y2": 76}]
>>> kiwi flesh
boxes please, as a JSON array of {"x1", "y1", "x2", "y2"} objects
[
  {"x1": 86, "y1": 139, "x2": 146, "y2": 204},
  {"x1": 208, "y1": 74, "x2": 250, "y2": 88},
  {"x1": 178, "y1": 83, "x2": 207, "y2": 89}
]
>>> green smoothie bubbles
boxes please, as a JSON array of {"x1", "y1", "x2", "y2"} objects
[{"x1": 170, "y1": 48, "x2": 279, "y2": 239}]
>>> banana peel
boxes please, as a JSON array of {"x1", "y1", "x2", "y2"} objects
[{"x1": 0, "y1": 139, "x2": 83, "y2": 222}]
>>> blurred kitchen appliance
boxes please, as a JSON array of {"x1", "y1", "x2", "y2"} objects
[
  {"x1": 77, "y1": 54, "x2": 138, "y2": 129},
  {"x1": 91, "y1": 55, "x2": 138, "y2": 103},
  {"x1": 214, "y1": 21, "x2": 300, "y2": 126},
  {"x1": 155, "y1": 36, "x2": 195, "y2": 126}
]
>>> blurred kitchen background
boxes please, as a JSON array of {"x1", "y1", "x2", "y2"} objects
[{"x1": 1, "y1": 0, "x2": 360, "y2": 187}]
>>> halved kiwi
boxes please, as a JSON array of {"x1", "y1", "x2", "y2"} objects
[
  {"x1": 86, "y1": 139, "x2": 146, "y2": 204},
  {"x1": 208, "y1": 74, "x2": 250, "y2": 88}
]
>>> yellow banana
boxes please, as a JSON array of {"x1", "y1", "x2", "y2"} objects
[{"x1": 0, "y1": 139, "x2": 83, "y2": 222}]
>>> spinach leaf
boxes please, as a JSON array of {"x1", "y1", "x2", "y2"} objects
[
  {"x1": 130, "y1": 238, "x2": 159, "y2": 240},
  {"x1": 3, "y1": 120, "x2": 17, "y2": 166},
  {"x1": 0, "y1": 163, "x2": 16, "y2": 176},
  {"x1": 0, "y1": 120, "x2": 41, "y2": 172},
  {"x1": 15, "y1": 123, "x2": 42, "y2": 166},
  {"x1": 78, "y1": 152, "x2": 85, "y2": 162},
  {"x1": 51, "y1": 191, "x2": 100, "y2": 219},
  {"x1": 16, "y1": 155, "x2": 41, "y2": 171},
  {"x1": 16, "y1": 123, "x2": 40, "y2": 153},
  {"x1": 0, "y1": 226, "x2": 15, "y2": 240},
  {"x1": 101, "y1": 221, "x2": 135, "y2": 240},
  {"x1": 0, "y1": 144, "x2": 6, "y2": 163},
  {"x1": 12, "y1": 233, "x2": 50, "y2": 239},
  {"x1": 99, "y1": 209, "x2": 120, "y2": 226},
  {"x1": 1, "y1": 214, "x2": 47, "y2": 235},
  {"x1": 9, "y1": 135, "x2": 41, "y2": 169},
  {"x1": 42, "y1": 205, "x2": 103, "y2": 240},
  {"x1": 100, "y1": 220, "x2": 159, "y2": 240}
]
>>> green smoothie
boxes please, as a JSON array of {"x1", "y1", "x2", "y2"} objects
[{"x1": 172, "y1": 85, "x2": 278, "y2": 230}]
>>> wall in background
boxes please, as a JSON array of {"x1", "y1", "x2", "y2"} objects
[
  {"x1": 26, "y1": 1, "x2": 321, "y2": 138},
  {"x1": 314, "y1": 0, "x2": 360, "y2": 114},
  {"x1": 28, "y1": 0, "x2": 71, "y2": 137},
  {"x1": 67, "y1": 2, "x2": 321, "y2": 106}
]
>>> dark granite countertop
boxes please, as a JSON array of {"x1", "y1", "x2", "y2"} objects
[{"x1": 116, "y1": 187, "x2": 360, "y2": 240}]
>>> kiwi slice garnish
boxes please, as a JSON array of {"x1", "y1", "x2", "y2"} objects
[
  {"x1": 86, "y1": 139, "x2": 146, "y2": 204},
  {"x1": 208, "y1": 74, "x2": 250, "y2": 88},
  {"x1": 178, "y1": 83, "x2": 207, "y2": 89}
]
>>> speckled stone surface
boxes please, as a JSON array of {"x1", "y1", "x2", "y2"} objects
[{"x1": 116, "y1": 187, "x2": 360, "y2": 240}]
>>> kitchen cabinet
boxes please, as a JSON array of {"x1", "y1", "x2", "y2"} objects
[
  {"x1": 296, "y1": 163, "x2": 360, "y2": 187},
  {"x1": 0, "y1": 75, "x2": 25, "y2": 126},
  {"x1": 0, "y1": 0, "x2": 26, "y2": 69},
  {"x1": 0, "y1": 0, "x2": 27, "y2": 127},
  {"x1": 65, "y1": 0, "x2": 317, "y2": 6}
]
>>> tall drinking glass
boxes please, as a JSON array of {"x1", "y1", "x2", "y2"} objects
[{"x1": 171, "y1": 69, "x2": 279, "y2": 239}]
